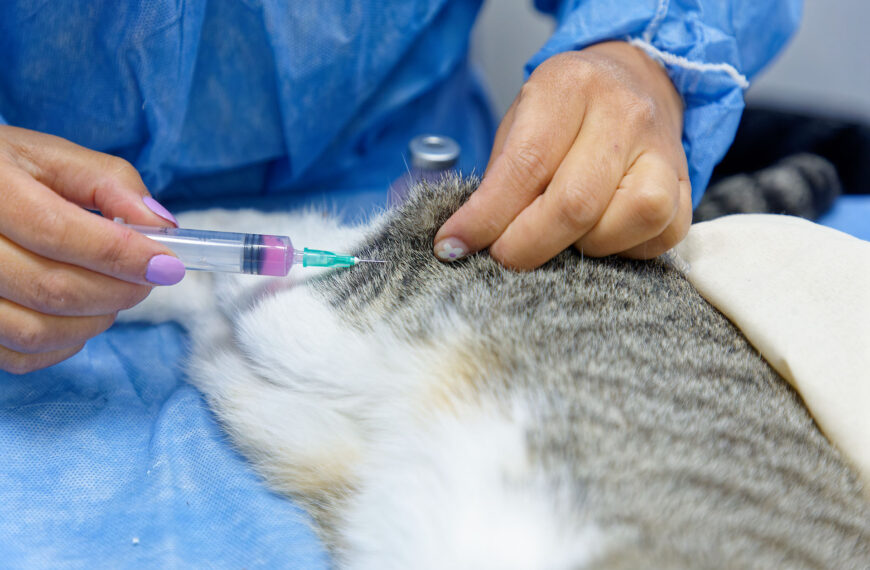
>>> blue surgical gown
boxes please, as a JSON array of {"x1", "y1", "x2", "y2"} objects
[{"x1": 0, "y1": 1, "x2": 802, "y2": 567}]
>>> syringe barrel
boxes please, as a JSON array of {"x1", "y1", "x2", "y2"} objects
[{"x1": 128, "y1": 225, "x2": 293, "y2": 276}]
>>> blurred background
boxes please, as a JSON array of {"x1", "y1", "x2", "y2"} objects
[{"x1": 471, "y1": 0, "x2": 870, "y2": 122}]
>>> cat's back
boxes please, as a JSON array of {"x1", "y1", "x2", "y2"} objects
[{"x1": 315, "y1": 176, "x2": 870, "y2": 568}]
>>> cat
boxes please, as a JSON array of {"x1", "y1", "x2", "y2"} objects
[
  {"x1": 131, "y1": 175, "x2": 870, "y2": 569},
  {"x1": 694, "y1": 152, "x2": 841, "y2": 222}
]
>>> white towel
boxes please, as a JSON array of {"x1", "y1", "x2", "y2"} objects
[{"x1": 672, "y1": 214, "x2": 870, "y2": 494}]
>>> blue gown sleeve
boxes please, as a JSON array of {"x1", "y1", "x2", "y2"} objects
[{"x1": 530, "y1": 0, "x2": 802, "y2": 205}]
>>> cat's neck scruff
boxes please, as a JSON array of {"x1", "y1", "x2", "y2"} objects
[{"x1": 135, "y1": 175, "x2": 870, "y2": 569}]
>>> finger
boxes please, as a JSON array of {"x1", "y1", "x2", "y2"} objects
[
  {"x1": 434, "y1": 74, "x2": 588, "y2": 260},
  {"x1": 575, "y1": 153, "x2": 681, "y2": 257},
  {"x1": 0, "y1": 234, "x2": 152, "y2": 316},
  {"x1": 485, "y1": 97, "x2": 519, "y2": 173},
  {"x1": 3, "y1": 126, "x2": 176, "y2": 226},
  {"x1": 0, "y1": 166, "x2": 183, "y2": 285},
  {"x1": 622, "y1": 176, "x2": 693, "y2": 259},
  {"x1": 0, "y1": 342, "x2": 85, "y2": 375},
  {"x1": 0, "y1": 298, "x2": 115, "y2": 354},
  {"x1": 488, "y1": 113, "x2": 628, "y2": 270}
]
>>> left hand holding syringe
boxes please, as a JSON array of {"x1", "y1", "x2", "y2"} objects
[{"x1": 0, "y1": 126, "x2": 184, "y2": 374}]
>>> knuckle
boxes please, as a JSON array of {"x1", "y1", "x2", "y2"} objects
[
  {"x1": 622, "y1": 95, "x2": 658, "y2": 130},
  {"x1": 517, "y1": 79, "x2": 539, "y2": 103},
  {"x1": 9, "y1": 320, "x2": 51, "y2": 354},
  {"x1": 29, "y1": 206, "x2": 66, "y2": 251},
  {"x1": 543, "y1": 51, "x2": 595, "y2": 76},
  {"x1": 31, "y1": 271, "x2": 79, "y2": 314},
  {"x1": 633, "y1": 185, "x2": 676, "y2": 229},
  {"x1": 95, "y1": 227, "x2": 137, "y2": 278},
  {"x1": 475, "y1": 213, "x2": 503, "y2": 240},
  {"x1": 555, "y1": 185, "x2": 600, "y2": 231},
  {"x1": 535, "y1": 54, "x2": 602, "y2": 99},
  {"x1": 105, "y1": 156, "x2": 140, "y2": 183},
  {"x1": 98, "y1": 156, "x2": 145, "y2": 199},
  {"x1": 505, "y1": 142, "x2": 550, "y2": 184},
  {"x1": 569, "y1": 56, "x2": 601, "y2": 84},
  {"x1": 4, "y1": 131, "x2": 41, "y2": 175},
  {"x1": 539, "y1": 51, "x2": 572, "y2": 70},
  {"x1": 0, "y1": 140, "x2": 18, "y2": 167},
  {"x1": 105, "y1": 232, "x2": 134, "y2": 276}
]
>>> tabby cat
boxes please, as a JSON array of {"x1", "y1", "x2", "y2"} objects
[{"x1": 135, "y1": 172, "x2": 869, "y2": 569}]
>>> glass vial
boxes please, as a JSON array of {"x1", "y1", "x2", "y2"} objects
[{"x1": 388, "y1": 134, "x2": 460, "y2": 207}]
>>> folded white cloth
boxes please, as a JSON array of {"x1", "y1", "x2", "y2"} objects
[{"x1": 672, "y1": 214, "x2": 870, "y2": 494}]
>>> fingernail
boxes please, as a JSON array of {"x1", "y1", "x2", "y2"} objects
[
  {"x1": 434, "y1": 237, "x2": 468, "y2": 261},
  {"x1": 143, "y1": 196, "x2": 178, "y2": 226},
  {"x1": 146, "y1": 255, "x2": 185, "y2": 285}
]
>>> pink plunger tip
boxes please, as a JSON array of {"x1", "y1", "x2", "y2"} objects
[{"x1": 260, "y1": 235, "x2": 293, "y2": 276}]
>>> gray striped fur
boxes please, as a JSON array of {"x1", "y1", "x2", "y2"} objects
[{"x1": 310, "y1": 175, "x2": 870, "y2": 568}]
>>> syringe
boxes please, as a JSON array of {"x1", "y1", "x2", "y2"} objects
[{"x1": 126, "y1": 225, "x2": 384, "y2": 276}]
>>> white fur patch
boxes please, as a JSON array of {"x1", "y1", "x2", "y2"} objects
[
  {"x1": 128, "y1": 207, "x2": 608, "y2": 567},
  {"x1": 340, "y1": 402, "x2": 608, "y2": 570}
]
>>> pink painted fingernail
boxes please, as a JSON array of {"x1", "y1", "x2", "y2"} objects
[
  {"x1": 143, "y1": 196, "x2": 178, "y2": 226},
  {"x1": 434, "y1": 237, "x2": 468, "y2": 261},
  {"x1": 146, "y1": 255, "x2": 185, "y2": 285}
]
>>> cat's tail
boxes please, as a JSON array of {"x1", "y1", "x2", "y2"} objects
[{"x1": 693, "y1": 153, "x2": 841, "y2": 222}]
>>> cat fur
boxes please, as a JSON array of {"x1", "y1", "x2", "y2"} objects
[{"x1": 129, "y1": 176, "x2": 870, "y2": 569}]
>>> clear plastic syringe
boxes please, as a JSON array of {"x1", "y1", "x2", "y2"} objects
[{"x1": 126, "y1": 225, "x2": 384, "y2": 276}]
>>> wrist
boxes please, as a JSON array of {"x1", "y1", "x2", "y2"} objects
[{"x1": 583, "y1": 40, "x2": 684, "y2": 138}]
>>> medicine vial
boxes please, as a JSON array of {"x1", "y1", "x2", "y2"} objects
[{"x1": 388, "y1": 134, "x2": 460, "y2": 207}]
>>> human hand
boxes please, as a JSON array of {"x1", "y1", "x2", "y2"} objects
[
  {"x1": 0, "y1": 126, "x2": 184, "y2": 374},
  {"x1": 434, "y1": 41, "x2": 691, "y2": 268}
]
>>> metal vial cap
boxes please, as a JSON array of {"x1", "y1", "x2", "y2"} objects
[{"x1": 409, "y1": 134, "x2": 460, "y2": 170}]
